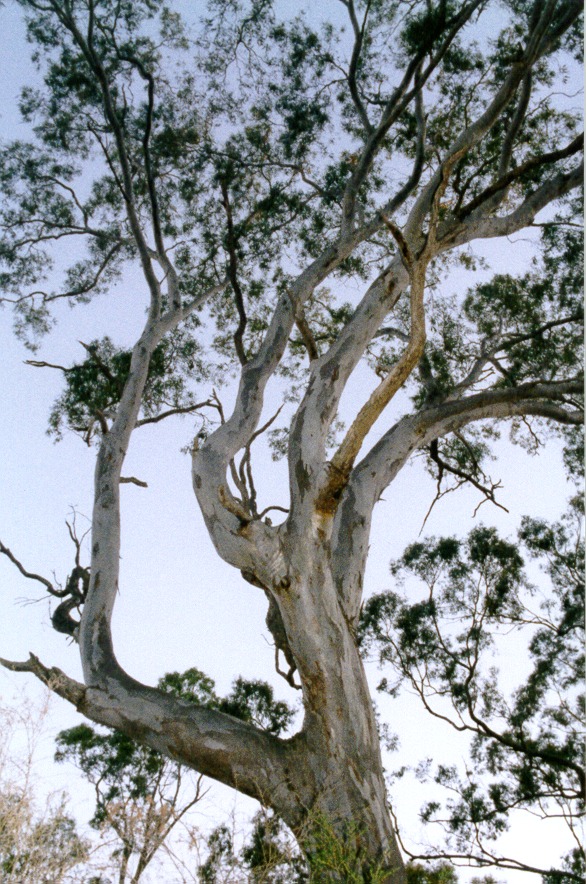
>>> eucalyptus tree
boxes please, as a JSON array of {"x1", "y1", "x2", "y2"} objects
[{"x1": 0, "y1": 0, "x2": 583, "y2": 881}]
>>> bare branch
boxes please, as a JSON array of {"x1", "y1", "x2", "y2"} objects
[
  {"x1": 394, "y1": 830, "x2": 584, "y2": 881},
  {"x1": 288, "y1": 295, "x2": 320, "y2": 362},
  {"x1": 343, "y1": 0, "x2": 374, "y2": 135},
  {"x1": 257, "y1": 505, "x2": 290, "y2": 520},
  {"x1": 427, "y1": 437, "x2": 509, "y2": 517},
  {"x1": 0, "y1": 654, "x2": 86, "y2": 708},
  {"x1": 135, "y1": 401, "x2": 214, "y2": 428},
  {"x1": 458, "y1": 132, "x2": 584, "y2": 219},
  {"x1": 25, "y1": 359, "x2": 72, "y2": 372},
  {"x1": 0, "y1": 542, "x2": 61, "y2": 595},
  {"x1": 117, "y1": 49, "x2": 180, "y2": 310},
  {"x1": 499, "y1": 72, "x2": 533, "y2": 177},
  {"x1": 220, "y1": 178, "x2": 248, "y2": 365}
]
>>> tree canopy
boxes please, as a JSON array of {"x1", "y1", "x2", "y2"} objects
[{"x1": 0, "y1": 1, "x2": 582, "y2": 881}]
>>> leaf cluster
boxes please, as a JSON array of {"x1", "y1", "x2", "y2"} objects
[
  {"x1": 159, "y1": 667, "x2": 295, "y2": 737},
  {"x1": 199, "y1": 809, "x2": 309, "y2": 883},
  {"x1": 359, "y1": 502, "x2": 584, "y2": 874},
  {"x1": 47, "y1": 332, "x2": 209, "y2": 443}
]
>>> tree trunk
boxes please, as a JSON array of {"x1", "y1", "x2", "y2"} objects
[
  {"x1": 258, "y1": 519, "x2": 406, "y2": 882},
  {"x1": 190, "y1": 435, "x2": 406, "y2": 880}
]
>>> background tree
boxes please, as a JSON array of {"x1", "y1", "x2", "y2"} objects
[
  {"x1": 360, "y1": 499, "x2": 584, "y2": 880},
  {"x1": 0, "y1": 792, "x2": 90, "y2": 884},
  {"x1": 197, "y1": 810, "x2": 308, "y2": 884},
  {"x1": 55, "y1": 667, "x2": 295, "y2": 883},
  {"x1": 55, "y1": 723, "x2": 205, "y2": 884},
  {"x1": 0, "y1": 0, "x2": 582, "y2": 881},
  {"x1": 0, "y1": 694, "x2": 95, "y2": 883}
]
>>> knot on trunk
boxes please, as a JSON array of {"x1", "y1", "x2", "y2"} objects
[
  {"x1": 51, "y1": 565, "x2": 90, "y2": 639},
  {"x1": 314, "y1": 462, "x2": 350, "y2": 515}
]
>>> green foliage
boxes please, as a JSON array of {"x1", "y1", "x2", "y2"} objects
[
  {"x1": 406, "y1": 861, "x2": 458, "y2": 884},
  {"x1": 199, "y1": 807, "x2": 412, "y2": 883},
  {"x1": 405, "y1": 219, "x2": 584, "y2": 502},
  {"x1": 542, "y1": 849, "x2": 585, "y2": 884},
  {"x1": 0, "y1": 0, "x2": 581, "y2": 461},
  {"x1": 241, "y1": 811, "x2": 308, "y2": 883},
  {"x1": 463, "y1": 232, "x2": 583, "y2": 388},
  {"x1": 359, "y1": 501, "x2": 584, "y2": 872},
  {"x1": 452, "y1": 223, "x2": 580, "y2": 382},
  {"x1": 47, "y1": 332, "x2": 209, "y2": 443},
  {"x1": 158, "y1": 666, "x2": 219, "y2": 707},
  {"x1": 219, "y1": 678, "x2": 294, "y2": 736},
  {"x1": 301, "y1": 811, "x2": 393, "y2": 883},
  {"x1": 399, "y1": 1, "x2": 461, "y2": 56},
  {"x1": 158, "y1": 667, "x2": 296, "y2": 737},
  {"x1": 198, "y1": 823, "x2": 240, "y2": 883},
  {"x1": 198, "y1": 809, "x2": 309, "y2": 883}
]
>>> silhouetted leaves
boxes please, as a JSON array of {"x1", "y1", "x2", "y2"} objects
[{"x1": 360, "y1": 501, "x2": 584, "y2": 874}]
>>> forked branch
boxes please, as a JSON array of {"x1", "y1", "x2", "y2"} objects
[
  {"x1": 325, "y1": 257, "x2": 427, "y2": 497},
  {"x1": 0, "y1": 542, "x2": 60, "y2": 596},
  {"x1": 458, "y1": 133, "x2": 584, "y2": 219},
  {"x1": 320, "y1": 163, "x2": 456, "y2": 502}
]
